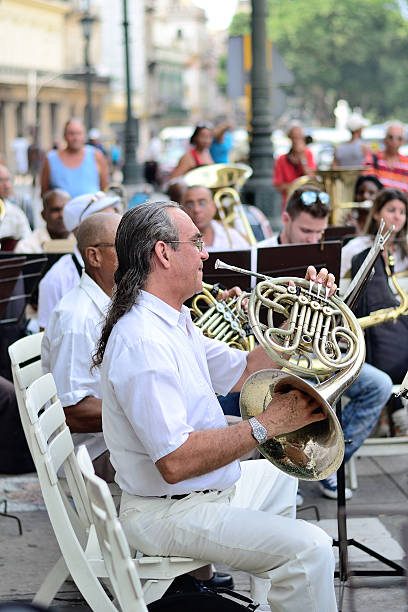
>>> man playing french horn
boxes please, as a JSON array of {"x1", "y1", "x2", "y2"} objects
[{"x1": 94, "y1": 201, "x2": 338, "y2": 611}]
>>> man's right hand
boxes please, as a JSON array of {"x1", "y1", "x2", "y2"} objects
[{"x1": 258, "y1": 388, "x2": 325, "y2": 438}]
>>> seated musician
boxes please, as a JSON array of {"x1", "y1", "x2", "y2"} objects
[
  {"x1": 350, "y1": 189, "x2": 408, "y2": 436},
  {"x1": 15, "y1": 189, "x2": 71, "y2": 253},
  {"x1": 182, "y1": 185, "x2": 249, "y2": 251},
  {"x1": 41, "y1": 212, "x2": 120, "y2": 480},
  {"x1": 93, "y1": 201, "x2": 338, "y2": 612},
  {"x1": 257, "y1": 187, "x2": 393, "y2": 498},
  {"x1": 37, "y1": 191, "x2": 120, "y2": 329},
  {"x1": 0, "y1": 164, "x2": 32, "y2": 250}
]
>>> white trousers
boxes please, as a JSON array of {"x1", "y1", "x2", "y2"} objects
[{"x1": 120, "y1": 460, "x2": 337, "y2": 612}]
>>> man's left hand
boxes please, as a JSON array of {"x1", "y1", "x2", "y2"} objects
[{"x1": 305, "y1": 266, "x2": 337, "y2": 297}]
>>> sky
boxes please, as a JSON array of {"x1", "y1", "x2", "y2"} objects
[{"x1": 193, "y1": 0, "x2": 239, "y2": 30}]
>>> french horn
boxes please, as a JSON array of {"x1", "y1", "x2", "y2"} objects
[
  {"x1": 191, "y1": 283, "x2": 255, "y2": 351},
  {"x1": 215, "y1": 259, "x2": 366, "y2": 481}
]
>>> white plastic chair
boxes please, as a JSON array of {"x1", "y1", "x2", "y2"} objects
[
  {"x1": 9, "y1": 333, "x2": 84, "y2": 605},
  {"x1": 77, "y1": 445, "x2": 149, "y2": 612},
  {"x1": 8, "y1": 332, "x2": 44, "y2": 453},
  {"x1": 25, "y1": 373, "x2": 206, "y2": 608},
  {"x1": 347, "y1": 385, "x2": 408, "y2": 489}
]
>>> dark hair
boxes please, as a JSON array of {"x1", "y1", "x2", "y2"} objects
[
  {"x1": 353, "y1": 174, "x2": 384, "y2": 199},
  {"x1": 365, "y1": 188, "x2": 408, "y2": 258},
  {"x1": 286, "y1": 186, "x2": 330, "y2": 220},
  {"x1": 92, "y1": 201, "x2": 180, "y2": 368},
  {"x1": 190, "y1": 124, "x2": 213, "y2": 145}
]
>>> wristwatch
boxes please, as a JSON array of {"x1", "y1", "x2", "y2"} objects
[{"x1": 248, "y1": 417, "x2": 268, "y2": 444}]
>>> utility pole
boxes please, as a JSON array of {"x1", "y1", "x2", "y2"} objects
[
  {"x1": 122, "y1": 0, "x2": 142, "y2": 184},
  {"x1": 80, "y1": 9, "x2": 96, "y2": 131},
  {"x1": 242, "y1": 0, "x2": 279, "y2": 225}
]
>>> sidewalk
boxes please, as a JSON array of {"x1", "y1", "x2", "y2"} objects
[{"x1": 0, "y1": 454, "x2": 406, "y2": 611}]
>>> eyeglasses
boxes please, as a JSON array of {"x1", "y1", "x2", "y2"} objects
[
  {"x1": 91, "y1": 243, "x2": 115, "y2": 248},
  {"x1": 386, "y1": 134, "x2": 404, "y2": 141},
  {"x1": 167, "y1": 238, "x2": 206, "y2": 252},
  {"x1": 299, "y1": 191, "x2": 331, "y2": 207}
]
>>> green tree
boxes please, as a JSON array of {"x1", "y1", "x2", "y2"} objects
[
  {"x1": 229, "y1": 12, "x2": 251, "y2": 36},
  {"x1": 266, "y1": 0, "x2": 408, "y2": 123}
]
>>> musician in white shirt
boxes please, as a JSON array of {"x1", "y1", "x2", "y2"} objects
[
  {"x1": 37, "y1": 191, "x2": 120, "y2": 329},
  {"x1": 182, "y1": 185, "x2": 249, "y2": 251},
  {"x1": 94, "y1": 201, "x2": 338, "y2": 612},
  {"x1": 42, "y1": 212, "x2": 120, "y2": 478}
]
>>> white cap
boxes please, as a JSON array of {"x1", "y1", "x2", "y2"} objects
[
  {"x1": 346, "y1": 113, "x2": 370, "y2": 132},
  {"x1": 63, "y1": 191, "x2": 120, "y2": 232},
  {"x1": 88, "y1": 128, "x2": 100, "y2": 140}
]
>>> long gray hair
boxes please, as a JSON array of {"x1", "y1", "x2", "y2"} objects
[{"x1": 92, "y1": 201, "x2": 180, "y2": 367}]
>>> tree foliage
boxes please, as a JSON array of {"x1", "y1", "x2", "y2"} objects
[
  {"x1": 266, "y1": 0, "x2": 408, "y2": 123},
  {"x1": 229, "y1": 12, "x2": 251, "y2": 36}
]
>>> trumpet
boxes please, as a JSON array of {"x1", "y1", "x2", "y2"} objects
[
  {"x1": 191, "y1": 283, "x2": 255, "y2": 351},
  {"x1": 215, "y1": 259, "x2": 366, "y2": 481}
]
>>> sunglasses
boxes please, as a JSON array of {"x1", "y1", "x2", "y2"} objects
[{"x1": 299, "y1": 191, "x2": 331, "y2": 207}]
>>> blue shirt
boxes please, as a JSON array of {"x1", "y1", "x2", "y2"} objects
[{"x1": 47, "y1": 145, "x2": 100, "y2": 197}]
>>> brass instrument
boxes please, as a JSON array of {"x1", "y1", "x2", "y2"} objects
[
  {"x1": 183, "y1": 163, "x2": 257, "y2": 246},
  {"x1": 191, "y1": 283, "x2": 255, "y2": 351},
  {"x1": 358, "y1": 252, "x2": 408, "y2": 329},
  {"x1": 214, "y1": 259, "x2": 366, "y2": 481}
]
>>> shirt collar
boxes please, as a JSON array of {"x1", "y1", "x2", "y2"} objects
[
  {"x1": 79, "y1": 272, "x2": 111, "y2": 315},
  {"x1": 138, "y1": 290, "x2": 189, "y2": 328}
]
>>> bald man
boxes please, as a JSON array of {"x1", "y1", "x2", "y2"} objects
[
  {"x1": 41, "y1": 212, "x2": 120, "y2": 479},
  {"x1": 365, "y1": 121, "x2": 408, "y2": 191}
]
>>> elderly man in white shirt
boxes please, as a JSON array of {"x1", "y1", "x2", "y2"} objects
[
  {"x1": 0, "y1": 164, "x2": 32, "y2": 248},
  {"x1": 37, "y1": 191, "x2": 120, "y2": 329},
  {"x1": 182, "y1": 185, "x2": 249, "y2": 251},
  {"x1": 93, "y1": 201, "x2": 338, "y2": 612},
  {"x1": 15, "y1": 189, "x2": 72, "y2": 253},
  {"x1": 42, "y1": 212, "x2": 120, "y2": 478}
]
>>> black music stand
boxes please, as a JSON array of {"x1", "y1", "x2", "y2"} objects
[
  {"x1": 324, "y1": 225, "x2": 356, "y2": 244},
  {"x1": 0, "y1": 253, "x2": 48, "y2": 324},
  {"x1": 0, "y1": 253, "x2": 47, "y2": 380},
  {"x1": 257, "y1": 241, "x2": 341, "y2": 281}
]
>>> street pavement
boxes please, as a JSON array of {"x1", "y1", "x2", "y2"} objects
[{"x1": 0, "y1": 454, "x2": 407, "y2": 611}]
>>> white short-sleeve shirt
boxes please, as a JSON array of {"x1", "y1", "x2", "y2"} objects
[
  {"x1": 1, "y1": 200, "x2": 32, "y2": 241},
  {"x1": 41, "y1": 272, "x2": 109, "y2": 460},
  {"x1": 101, "y1": 290, "x2": 247, "y2": 496},
  {"x1": 38, "y1": 246, "x2": 84, "y2": 328},
  {"x1": 206, "y1": 220, "x2": 250, "y2": 252}
]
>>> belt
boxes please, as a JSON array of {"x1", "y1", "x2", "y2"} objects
[{"x1": 159, "y1": 489, "x2": 221, "y2": 500}]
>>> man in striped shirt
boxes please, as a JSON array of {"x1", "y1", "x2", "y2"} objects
[{"x1": 365, "y1": 121, "x2": 408, "y2": 191}]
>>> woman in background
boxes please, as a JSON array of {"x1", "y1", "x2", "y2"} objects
[{"x1": 169, "y1": 124, "x2": 214, "y2": 179}]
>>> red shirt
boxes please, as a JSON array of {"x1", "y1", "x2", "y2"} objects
[{"x1": 273, "y1": 149, "x2": 316, "y2": 210}]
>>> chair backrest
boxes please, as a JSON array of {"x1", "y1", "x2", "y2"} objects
[
  {"x1": 8, "y1": 332, "x2": 44, "y2": 451},
  {"x1": 25, "y1": 373, "x2": 118, "y2": 611},
  {"x1": 25, "y1": 373, "x2": 93, "y2": 534},
  {"x1": 77, "y1": 445, "x2": 148, "y2": 612}
]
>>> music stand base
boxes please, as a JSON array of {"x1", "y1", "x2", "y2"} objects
[{"x1": 333, "y1": 538, "x2": 406, "y2": 578}]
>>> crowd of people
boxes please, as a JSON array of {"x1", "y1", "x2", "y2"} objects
[{"x1": 0, "y1": 114, "x2": 408, "y2": 611}]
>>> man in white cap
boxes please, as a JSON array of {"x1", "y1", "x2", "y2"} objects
[
  {"x1": 333, "y1": 112, "x2": 371, "y2": 168},
  {"x1": 37, "y1": 191, "x2": 120, "y2": 329}
]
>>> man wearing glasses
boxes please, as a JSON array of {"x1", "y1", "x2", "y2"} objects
[
  {"x1": 365, "y1": 121, "x2": 408, "y2": 191},
  {"x1": 37, "y1": 191, "x2": 120, "y2": 329},
  {"x1": 42, "y1": 212, "x2": 120, "y2": 479},
  {"x1": 258, "y1": 187, "x2": 392, "y2": 500},
  {"x1": 95, "y1": 201, "x2": 338, "y2": 612}
]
